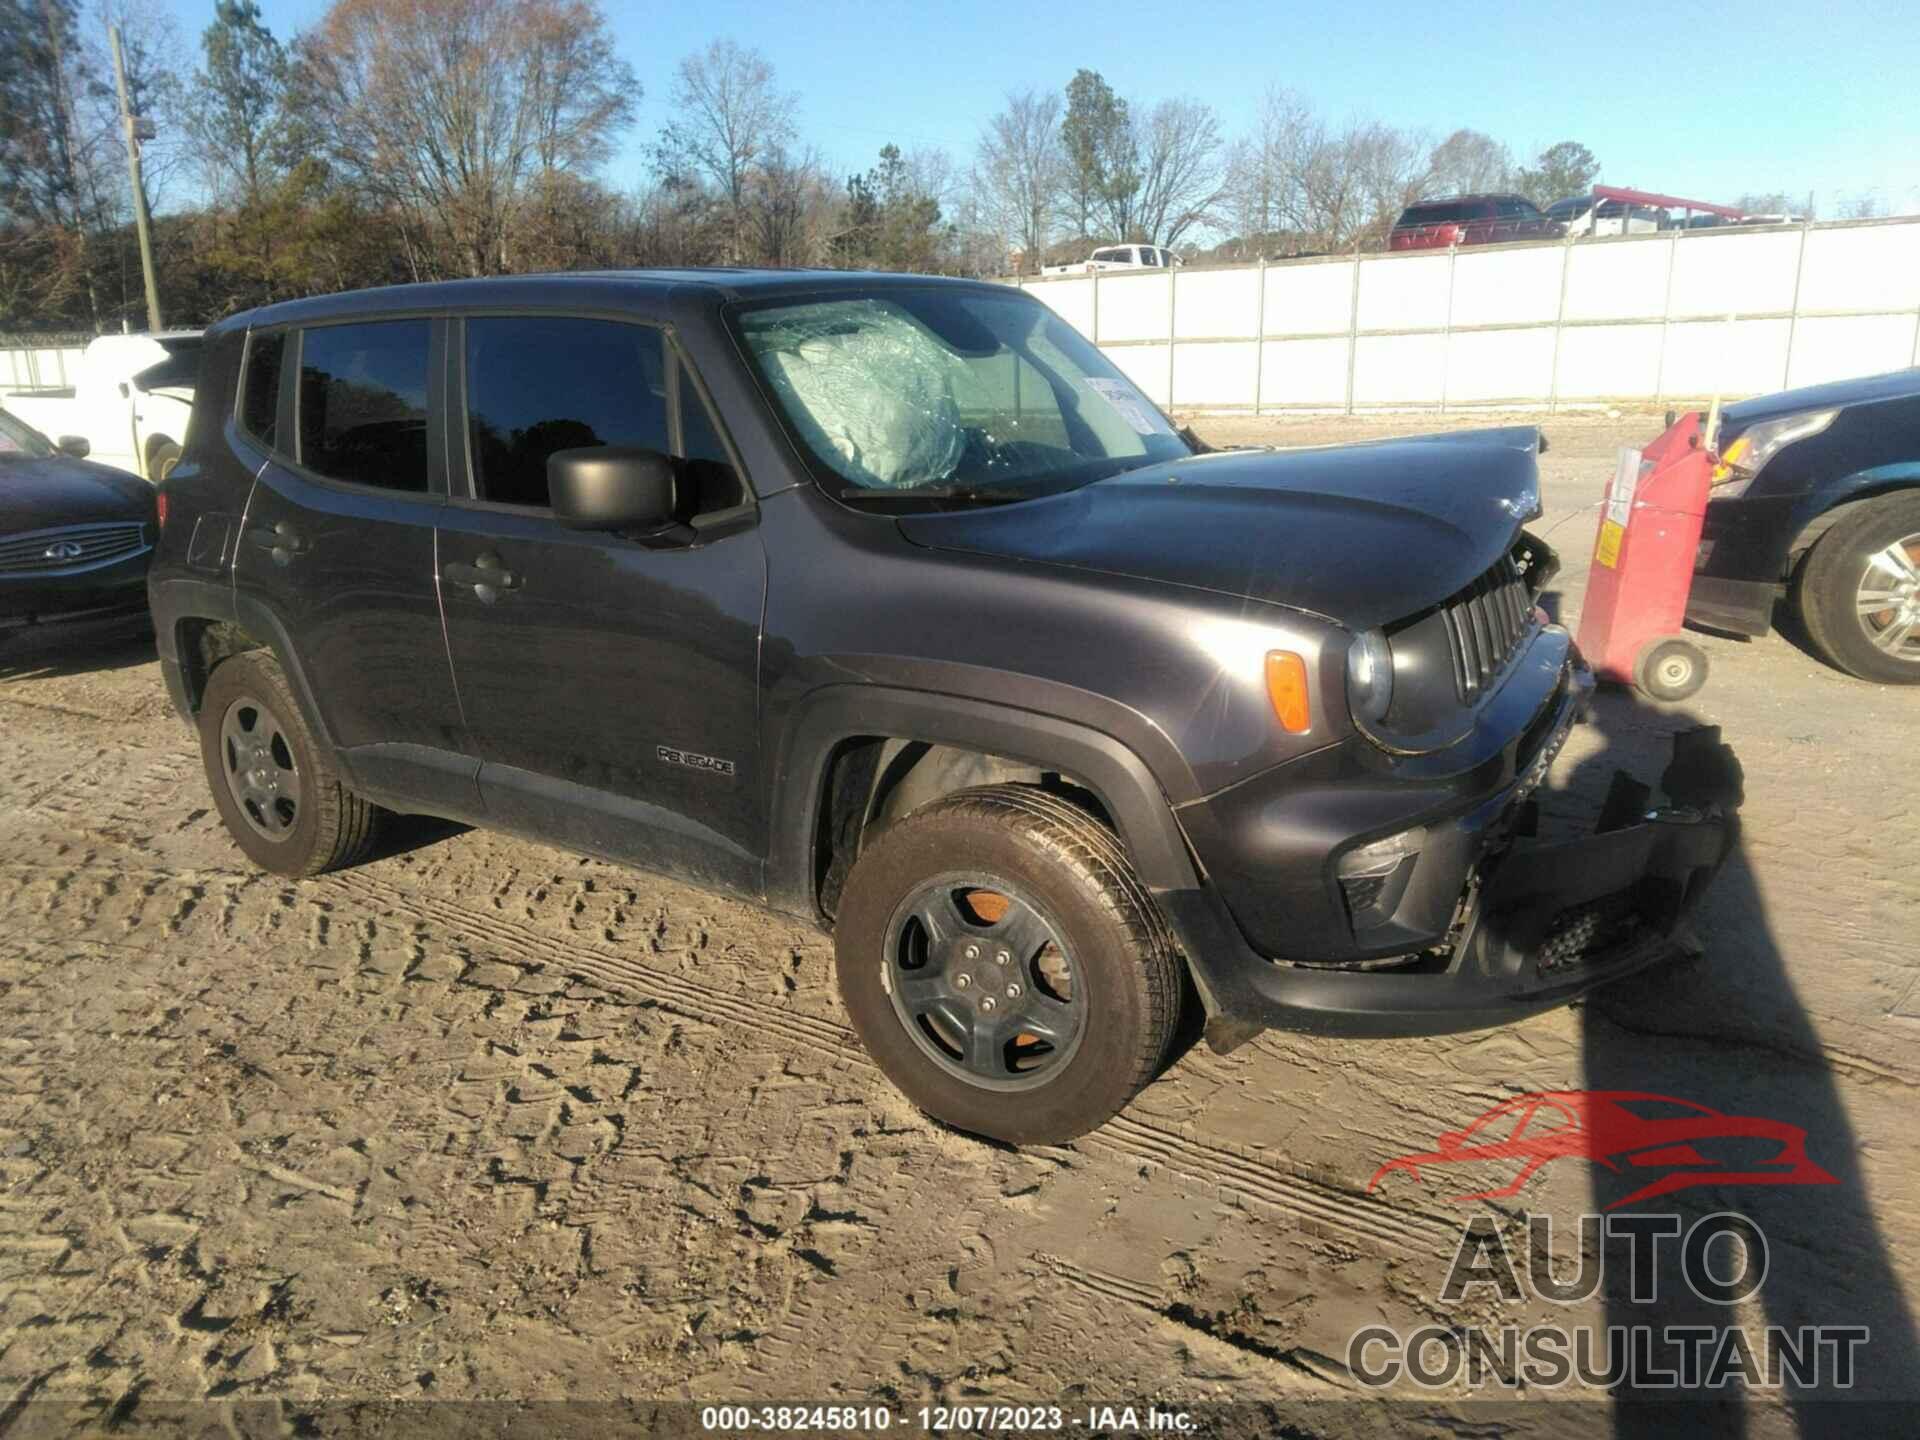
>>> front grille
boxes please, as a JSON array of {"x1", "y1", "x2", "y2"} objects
[
  {"x1": 1438, "y1": 552, "x2": 1533, "y2": 701},
  {"x1": 0, "y1": 522, "x2": 149, "y2": 576}
]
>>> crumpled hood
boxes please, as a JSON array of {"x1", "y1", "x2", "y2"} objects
[
  {"x1": 897, "y1": 426, "x2": 1544, "y2": 629},
  {"x1": 0, "y1": 454, "x2": 155, "y2": 536}
]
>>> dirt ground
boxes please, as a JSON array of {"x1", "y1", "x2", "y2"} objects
[{"x1": 3, "y1": 411, "x2": 1916, "y2": 1436}]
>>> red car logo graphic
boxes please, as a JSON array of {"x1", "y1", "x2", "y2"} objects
[{"x1": 1368, "y1": 1091, "x2": 1838, "y2": 1209}]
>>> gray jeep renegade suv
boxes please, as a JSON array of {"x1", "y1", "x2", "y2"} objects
[{"x1": 147, "y1": 270, "x2": 1740, "y2": 1143}]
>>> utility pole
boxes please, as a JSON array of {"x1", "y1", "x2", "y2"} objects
[{"x1": 109, "y1": 24, "x2": 163, "y2": 333}]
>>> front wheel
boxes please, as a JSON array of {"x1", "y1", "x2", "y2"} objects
[
  {"x1": 834, "y1": 785, "x2": 1184, "y2": 1144},
  {"x1": 1796, "y1": 493, "x2": 1920, "y2": 683}
]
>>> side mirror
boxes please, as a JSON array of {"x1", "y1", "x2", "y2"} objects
[
  {"x1": 548, "y1": 447, "x2": 678, "y2": 533},
  {"x1": 56, "y1": 435, "x2": 90, "y2": 459}
]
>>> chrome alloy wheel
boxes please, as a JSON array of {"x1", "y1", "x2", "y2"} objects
[{"x1": 1855, "y1": 532, "x2": 1920, "y2": 662}]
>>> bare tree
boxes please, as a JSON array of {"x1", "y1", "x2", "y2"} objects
[
  {"x1": 653, "y1": 39, "x2": 797, "y2": 261},
  {"x1": 1132, "y1": 96, "x2": 1223, "y2": 247},
  {"x1": 1222, "y1": 85, "x2": 1314, "y2": 251},
  {"x1": 1348, "y1": 121, "x2": 1433, "y2": 246},
  {"x1": 1426, "y1": 127, "x2": 1511, "y2": 197},
  {"x1": 295, "y1": 0, "x2": 636, "y2": 277},
  {"x1": 975, "y1": 88, "x2": 1060, "y2": 271}
]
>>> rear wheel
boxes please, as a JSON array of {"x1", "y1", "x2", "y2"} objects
[
  {"x1": 198, "y1": 651, "x2": 384, "y2": 875},
  {"x1": 834, "y1": 784, "x2": 1184, "y2": 1144},
  {"x1": 1796, "y1": 493, "x2": 1920, "y2": 683}
]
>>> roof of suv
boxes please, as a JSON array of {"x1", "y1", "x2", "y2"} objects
[{"x1": 213, "y1": 268, "x2": 1006, "y2": 335}]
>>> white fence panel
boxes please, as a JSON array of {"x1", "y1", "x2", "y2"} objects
[
  {"x1": 1451, "y1": 246, "x2": 1563, "y2": 328},
  {"x1": 1096, "y1": 272, "x2": 1172, "y2": 343},
  {"x1": 1556, "y1": 325, "x2": 1665, "y2": 401},
  {"x1": 1668, "y1": 228, "x2": 1801, "y2": 319},
  {"x1": 1788, "y1": 315, "x2": 1920, "y2": 389},
  {"x1": 1260, "y1": 337, "x2": 1349, "y2": 407},
  {"x1": 1353, "y1": 333, "x2": 1446, "y2": 406},
  {"x1": 1174, "y1": 268, "x2": 1260, "y2": 340},
  {"x1": 1445, "y1": 329, "x2": 1558, "y2": 404},
  {"x1": 1662, "y1": 318, "x2": 1794, "y2": 397},
  {"x1": 1796, "y1": 225, "x2": 1920, "y2": 313},
  {"x1": 1356, "y1": 253, "x2": 1449, "y2": 332},
  {"x1": 1562, "y1": 239, "x2": 1671, "y2": 322},
  {"x1": 1173, "y1": 340, "x2": 1257, "y2": 408},
  {"x1": 1263, "y1": 260, "x2": 1353, "y2": 336}
]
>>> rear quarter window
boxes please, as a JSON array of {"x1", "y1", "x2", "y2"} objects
[{"x1": 239, "y1": 331, "x2": 286, "y2": 448}]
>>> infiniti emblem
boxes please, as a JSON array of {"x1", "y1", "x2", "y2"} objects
[{"x1": 45, "y1": 540, "x2": 85, "y2": 561}]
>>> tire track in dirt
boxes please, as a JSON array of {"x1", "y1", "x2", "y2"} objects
[
  {"x1": 332, "y1": 871, "x2": 1456, "y2": 1258},
  {"x1": 334, "y1": 873, "x2": 864, "y2": 1065}
]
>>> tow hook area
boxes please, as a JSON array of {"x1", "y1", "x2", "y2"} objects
[{"x1": 1470, "y1": 726, "x2": 1743, "y2": 985}]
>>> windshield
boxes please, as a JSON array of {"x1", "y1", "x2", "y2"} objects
[
  {"x1": 0, "y1": 408, "x2": 55, "y2": 458},
  {"x1": 732, "y1": 288, "x2": 1190, "y2": 500}
]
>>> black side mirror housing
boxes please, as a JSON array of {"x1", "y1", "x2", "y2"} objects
[
  {"x1": 56, "y1": 435, "x2": 90, "y2": 459},
  {"x1": 548, "y1": 447, "x2": 678, "y2": 533}
]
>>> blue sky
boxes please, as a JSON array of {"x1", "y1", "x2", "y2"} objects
[{"x1": 153, "y1": 0, "x2": 1920, "y2": 216}]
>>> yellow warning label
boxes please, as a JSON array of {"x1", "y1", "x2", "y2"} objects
[{"x1": 1595, "y1": 519, "x2": 1625, "y2": 568}]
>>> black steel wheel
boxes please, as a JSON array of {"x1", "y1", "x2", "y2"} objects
[
  {"x1": 883, "y1": 872, "x2": 1087, "y2": 1091},
  {"x1": 197, "y1": 650, "x2": 384, "y2": 876},
  {"x1": 835, "y1": 784, "x2": 1184, "y2": 1144}
]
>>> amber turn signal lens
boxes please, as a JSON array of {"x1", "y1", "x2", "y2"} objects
[{"x1": 1265, "y1": 651, "x2": 1311, "y2": 733}]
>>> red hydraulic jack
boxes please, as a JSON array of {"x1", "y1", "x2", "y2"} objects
[{"x1": 1575, "y1": 410, "x2": 1717, "y2": 701}]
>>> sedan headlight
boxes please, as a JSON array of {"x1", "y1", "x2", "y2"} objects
[
  {"x1": 1346, "y1": 629, "x2": 1394, "y2": 726},
  {"x1": 1710, "y1": 408, "x2": 1838, "y2": 499}
]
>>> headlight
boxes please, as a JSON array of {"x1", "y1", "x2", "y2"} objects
[
  {"x1": 1710, "y1": 408, "x2": 1837, "y2": 499},
  {"x1": 1346, "y1": 629, "x2": 1394, "y2": 725}
]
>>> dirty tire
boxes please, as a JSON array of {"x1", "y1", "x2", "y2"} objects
[
  {"x1": 1795, "y1": 491, "x2": 1920, "y2": 684},
  {"x1": 148, "y1": 437, "x2": 182, "y2": 481},
  {"x1": 834, "y1": 784, "x2": 1183, "y2": 1144},
  {"x1": 1633, "y1": 637, "x2": 1708, "y2": 702},
  {"x1": 198, "y1": 650, "x2": 383, "y2": 876}
]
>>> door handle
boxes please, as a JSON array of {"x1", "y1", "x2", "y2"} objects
[
  {"x1": 442, "y1": 552, "x2": 521, "y2": 602},
  {"x1": 245, "y1": 522, "x2": 308, "y2": 565}
]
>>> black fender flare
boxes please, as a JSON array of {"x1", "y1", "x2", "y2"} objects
[
  {"x1": 150, "y1": 576, "x2": 340, "y2": 762},
  {"x1": 765, "y1": 684, "x2": 1200, "y2": 920}
]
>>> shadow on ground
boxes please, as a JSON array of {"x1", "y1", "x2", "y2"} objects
[{"x1": 1566, "y1": 690, "x2": 1917, "y2": 1433}]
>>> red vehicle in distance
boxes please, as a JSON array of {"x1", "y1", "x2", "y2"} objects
[
  {"x1": 1387, "y1": 194, "x2": 1566, "y2": 251},
  {"x1": 1368, "y1": 1091, "x2": 1838, "y2": 1208}
]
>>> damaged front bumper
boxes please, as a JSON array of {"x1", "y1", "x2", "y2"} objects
[{"x1": 1162, "y1": 724, "x2": 1743, "y2": 1053}]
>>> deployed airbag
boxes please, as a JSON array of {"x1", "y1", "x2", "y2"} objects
[{"x1": 746, "y1": 300, "x2": 965, "y2": 489}]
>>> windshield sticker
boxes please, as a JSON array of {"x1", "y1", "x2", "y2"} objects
[{"x1": 1085, "y1": 378, "x2": 1170, "y2": 436}]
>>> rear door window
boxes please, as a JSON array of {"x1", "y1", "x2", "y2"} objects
[
  {"x1": 461, "y1": 316, "x2": 671, "y2": 510},
  {"x1": 296, "y1": 321, "x2": 431, "y2": 491}
]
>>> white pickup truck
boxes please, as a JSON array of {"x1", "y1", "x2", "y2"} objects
[
  {"x1": 1041, "y1": 244, "x2": 1183, "y2": 277},
  {"x1": 3, "y1": 332, "x2": 203, "y2": 481}
]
